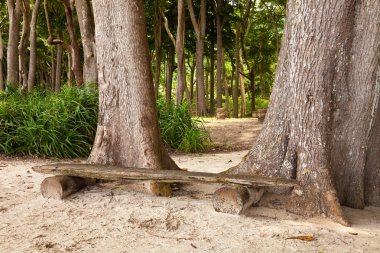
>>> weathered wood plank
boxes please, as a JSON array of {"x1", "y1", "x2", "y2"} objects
[{"x1": 32, "y1": 163, "x2": 298, "y2": 187}]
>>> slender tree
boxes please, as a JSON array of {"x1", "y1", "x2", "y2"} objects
[
  {"x1": 7, "y1": 0, "x2": 22, "y2": 85},
  {"x1": 0, "y1": 28, "x2": 3, "y2": 90},
  {"x1": 227, "y1": 0, "x2": 380, "y2": 225},
  {"x1": 58, "y1": 0, "x2": 83, "y2": 87},
  {"x1": 75, "y1": 0, "x2": 97, "y2": 84},
  {"x1": 187, "y1": 0, "x2": 206, "y2": 116},
  {"x1": 214, "y1": 0, "x2": 223, "y2": 110},
  {"x1": 153, "y1": 0, "x2": 163, "y2": 98},
  {"x1": 27, "y1": 0, "x2": 41, "y2": 91},
  {"x1": 175, "y1": 0, "x2": 186, "y2": 105},
  {"x1": 18, "y1": 0, "x2": 30, "y2": 89}
]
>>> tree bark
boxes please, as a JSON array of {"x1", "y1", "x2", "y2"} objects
[
  {"x1": 189, "y1": 58, "x2": 196, "y2": 103},
  {"x1": 250, "y1": 67, "x2": 255, "y2": 113},
  {"x1": 7, "y1": 0, "x2": 22, "y2": 86},
  {"x1": 223, "y1": 49, "x2": 230, "y2": 117},
  {"x1": 75, "y1": 0, "x2": 97, "y2": 84},
  {"x1": 0, "y1": 29, "x2": 4, "y2": 91},
  {"x1": 54, "y1": 33, "x2": 63, "y2": 92},
  {"x1": 89, "y1": 0, "x2": 179, "y2": 170},
  {"x1": 215, "y1": 0, "x2": 223, "y2": 109},
  {"x1": 175, "y1": 0, "x2": 186, "y2": 105},
  {"x1": 187, "y1": 0, "x2": 206, "y2": 116},
  {"x1": 27, "y1": 0, "x2": 41, "y2": 91},
  {"x1": 153, "y1": 0, "x2": 163, "y2": 98},
  {"x1": 233, "y1": 28, "x2": 240, "y2": 118},
  {"x1": 50, "y1": 48, "x2": 56, "y2": 89},
  {"x1": 18, "y1": 0, "x2": 30, "y2": 89},
  {"x1": 210, "y1": 27, "x2": 215, "y2": 115},
  {"x1": 227, "y1": 0, "x2": 380, "y2": 226},
  {"x1": 165, "y1": 45, "x2": 175, "y2": 106},
  {"x1": 59, "y1": 0, "x2": 83, "y2": 87}
]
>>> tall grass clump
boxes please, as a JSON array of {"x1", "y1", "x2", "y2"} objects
[
  {"x1": 0, "y1": 86, "x2": 98, "y2": 158},
  {"x1": 0, "y1": 88, "x2": 210, "y2": 158},
  {"x1": 157, "y1": 98, "x2": 210, "y2": 153}
]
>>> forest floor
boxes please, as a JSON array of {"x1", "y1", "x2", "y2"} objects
[{"x1": 1, "y1": 118, "x2": 379, "y2": 253}]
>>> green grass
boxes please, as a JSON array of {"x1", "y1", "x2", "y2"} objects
[
  {"x1": 157, "y1": 98, "x2": 210, "y2": 153},
  {"x1": 0, "y1": 87, "x2": 210, "y2": 158}
]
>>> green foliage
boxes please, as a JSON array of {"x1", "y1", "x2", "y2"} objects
[
  {"x1": 255, "y1": 97, "x2": 269, "y2": 110},
  {"x1": 0, "y1": 88, "x2": 210, "y2": 158},
  {"x1": 157, "y1": 98, "x2": 210, "y2": 153},
  {"x1": 0, "y1": 86, "x2": 98, "y2": 158}
]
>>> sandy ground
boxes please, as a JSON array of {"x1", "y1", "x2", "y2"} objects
[{"x1": 1, "y1": 119, "x2": 380, "y2": 252}]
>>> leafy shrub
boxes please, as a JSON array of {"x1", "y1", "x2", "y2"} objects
[
  {"x1": 0, "y1": 86, "x2": 98, "y2": 158},
  {"x1": 0, "y1": 87, "x2": 209, "y2": 158},
  {"x1": 156, "y1": 98, "x2": 210, "y2": 153}
]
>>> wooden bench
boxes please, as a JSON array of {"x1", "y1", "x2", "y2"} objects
[{"x1": 33, "y1": 163, "x2": 298, "y2": 214}]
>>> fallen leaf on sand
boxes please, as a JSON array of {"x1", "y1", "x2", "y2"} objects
[
  {"x1": 349, "y1": 232, "x2": 358, "y2": 235},
  {"x1": 286, "y1": 236, "x2": 315, "y2": 241}
]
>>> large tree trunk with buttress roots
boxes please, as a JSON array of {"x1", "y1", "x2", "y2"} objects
[
  {"x1": 227, "y1": 0, "x2": 380, "y2": 226},
  {"x1": 89, "y1": 0, "x2": 179, "y2": 194}
]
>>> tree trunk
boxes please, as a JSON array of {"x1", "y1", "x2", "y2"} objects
[
  {"x1": 227, "y1": 0, "x2": 380, "y2": 225},
  {"x1": 67, "y1": 51, "x2": 74, "y2": 84},
  {"x1": 175, "y1": 0, "x2": 186, "y2": 105},
  {"x1": 75, "y1": 0, "x2": 97, "y2": 84},
  {"x1": 215, "y1": 0, "x2": 223, "y2": 109},
  {"x1": 0, "y1": 29, "x2": 4, "y2": 91},
  {"x1": 54, "y1": 33, "x2": 63, "y2": 92},
  {"x1": 27, "y1": 0, "x2": 41, "y2": 91},
  {"x1": 239, "y1": 48, "x2": 246, "y2": 117},
  {"x1": 210, "y1": 28, "x2": 215, "y2": 115},
  {"x1": 165, "y1": 46, "x2": 175, "y2": 106},
  {"x1": 205, "y1": 60, "x2": 209, "y2": 112},
  {"x1": 50, "y1": 48, "x2": 56, "y2": 89},
  {"x1": 153, "y1": 0, "x2": 163, "y2": 98},
  {"x1": 18, "y1": 0, "x2": 30, "y2": 89},
  {"x1": 233, "y1": 28, "x2": 240, "y2": 118},
  {"x1": 89, "y1": 0, "x2": 179, "y2": 176},
  {"x1": 223, "y1": 49, "x2": 229, "y2": 117},
  {"x1": 7, "y1": 0, "x2": 22, "y2": 86},
  {"x1": 189, "y1": 58, "x2": 195, "y2": 103},
  {"x1": 59, "y1": 0, "x2": 83, "y2": 87},
  {"x1": 188, "y1": 0, "x2": 206, "y2": 116},
  {"x1": 250, "y1": 67, "x2": 255, "y2": 113}
]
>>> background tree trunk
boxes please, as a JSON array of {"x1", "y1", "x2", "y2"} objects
[
  {"x1": 153, "y1": 0, "x2": 162, "y2": 98},
  {"x1": 50, "y1": 48, "x2": 56, "y2": 89},
  {"x1": 188, "y1": 0, "x2": 206, "y2": 116},
  {"x1": 227, "y1": 0, "x2": 380, "y2": 225},
  {"x1": 59, "y1": 0, "x2": 83, "y2": 87},
  {"x1": 215, "y1": 0, "x2": 223, "y2": 109},
  {"x1": 233, "y1": 27, "x2": 240, "y2": 118},
  {"x1": 27, "y1": 0, "x2": 41, "y2": 91},
  {"x1": 165, "y1": 45, "x2": 175, "y2": 106},
  {"x1": 54, "y1": 33, "x2": 63, "y2": 92},
  {"x1": 89, "y1": 0, "x2": 178, "y2": 173},
  {"x1": 0, "y1": 29, "x2": 4, "y2": 90},
  {"x1": 75, "y1": 0, "x2": 97, "y2": 84},
  {"x1": 175, "y1": 0, "x2": 186, "y2": 105},
  {"x1": 209, "y1": 28, "x2": 215, "y2": 115},
  {"x1": 18, "y1": 0, "x2": 30, "y2": 89},
  {"x1": 7, "y1": 0, "x2": 22, "y2": 85}
]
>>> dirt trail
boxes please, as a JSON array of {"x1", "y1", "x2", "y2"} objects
[
  {"x1": 1, "y1": 119, "x2": 379, "y2": 253},
  {"x1": 204, "y1": 118, "x2": 262, "y2": 151}
]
